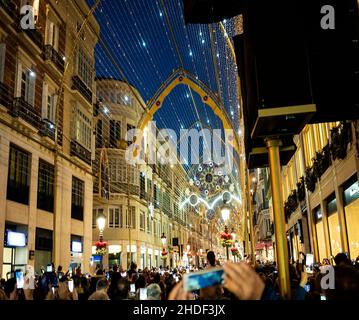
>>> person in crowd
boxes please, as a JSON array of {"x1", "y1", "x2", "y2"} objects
[
  {"x1": 128, "y1": 262, "x2": 138, "y2": 279},
  {"x1": 57, "y1": 265, "x2": 64, "y2": 280},
  {"x1": 146, "y1": 283, "x2": 161, "y2": 300},
  {"x1": 323, "y1": 264, "x2": 359, "y2": 300},
  {"x1": 109, "y1": 277, "x2": 130, "y2": 300},
  {"x1": 88, "y1": 278, "x2": 110, "y2": 300},
  {"x1": 0, "y1": 278, "x2": 6, "y2": 290},
  {"x1": 355, "y1": 256, "x2": 359, "y2": 271},
  {"x1": 334, "y1": 252, "x2": 352, "y2": 266}
]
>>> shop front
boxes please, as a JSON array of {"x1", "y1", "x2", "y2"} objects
[
  {"x1": 70, "y1": 235, "x2": 83, "y2": 271},
  {"x1": 108, "y1": 245, "x2": 122, "y2": 269},
  {"x1": 326, "y1": 193, "x2": 342, "y2": 256},
  {"x1": 343, "y1": 175, "x2": 359, "y2": 260},
  {"x1": 34, "y1": 228, "x2": 53, "y2": 274},
  {"x1": 313, "y1": 206, "x2": 326, "y2": 263},
  {"x1": 2, "y1": 224, "x2": 28, "y2": 279}
]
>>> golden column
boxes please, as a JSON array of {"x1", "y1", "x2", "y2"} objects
[
  {"x1": 247, "y1": 170, "x2": 256, "y2": 264},
  {"x1": 266, "y1": 138, "x2": 291, "y2": 299}
]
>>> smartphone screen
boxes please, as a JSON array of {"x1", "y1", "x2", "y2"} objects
[
  {"x1": 130, "y1": 283, "x2": 136, "y2": 293},
  {"x1": 305, "y1": 254, "x2": 314, "y2": 273},
  {"x1": 304, "y1": 284, "x2": 311, "y2": 293},
  {"x1": 121, "y1": 272, "x2": 127, "y2": 277},
  {"x1": 15, "y1": 271, "x2": 24, "y2": 289},
  {"x1": 320, "y1": 294, "x2": 327, "y2": 301},
  {"x1": 68, "y1": 280, "x2": 74, "y2": 293},
  {"x1": 47, "y1": 265, "x2": 52, "y2": 272},
  {"x1": 183, "y1": 267, "x2": 224, "y2": 292},
  {"x1": 139, "y1": 288, "x2": 147, "y2": 300}
]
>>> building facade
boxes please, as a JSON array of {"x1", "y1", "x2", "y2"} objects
[
  {"x1": 281, "y1": 121, "x2": 359, "y2": 263},
  {"x1": 251, "y1": 168, "x2": 274, "y2": 261},
  {"x1": 0, "y1": 0, "x2": 99, "y2": 278},
  {"x1": 92, "y1": 78, "x2": 213, "y2": 270}
]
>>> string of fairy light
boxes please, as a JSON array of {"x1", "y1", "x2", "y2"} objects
[{"x1": 83, "y1": 0, "x2": 242, "y2": 194}]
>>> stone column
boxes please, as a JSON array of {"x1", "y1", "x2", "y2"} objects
[{"x1": 82, "y1": 172, "x2": 93, "y2": 273}]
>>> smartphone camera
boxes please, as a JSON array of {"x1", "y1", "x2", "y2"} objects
[
  {"x1": 68, "y1": 280, "x2": 74, "y2": 293},
  {"x1": 139, "y1": 288, "x2": 147, "y2": 300},
  {"x1": 15, "y1": 271, "x2": 24, "y2": 289}
]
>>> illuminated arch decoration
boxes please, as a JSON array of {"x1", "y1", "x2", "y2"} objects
[
  {"x1": 180, "y1": 191, "x2": 242, "y2": 212},
  {"x1": 132, "y1": 68, "x2": 240, "y2": 158}
]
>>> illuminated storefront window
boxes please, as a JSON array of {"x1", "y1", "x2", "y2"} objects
[
  {"x1": 314, "y1": 206, "x2": 326, "y2": 263},
  {"x1": 326, "y1": 194, "x2": 342, "y2": 256},
  {"x1": 343, "y1": 176, "x2": 359, "y2": 260}
]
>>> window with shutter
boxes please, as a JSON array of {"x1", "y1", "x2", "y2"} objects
[
  {"x1": 28, "y1": 71, "x2": 36, "y2": 107},
  {"x1": 41, "y1": 82, "x2": 48, "y2": 118}
]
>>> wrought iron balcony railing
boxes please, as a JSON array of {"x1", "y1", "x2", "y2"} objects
[
  {"x1": 72, "y1": 75, "x2": 92, "y2": 104},
  {"x1": 39, "y1": 119, "x2": 55, "y2": 140},
  {"x1": 43, "y1": 45, "x2": 65, "y2": 73},
  {"x1": 70, "y1": 140, "x2": 92, "y2": 165},
  {"x1": 11, "y1": 97, "x2": 42, "y2": 130}
]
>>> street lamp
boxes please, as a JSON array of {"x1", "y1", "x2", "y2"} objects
[
  {"x1": 97, "y1": 212, "x2": 106, "y2": 241},
  {"x1": 161, "y1": 233, "x2": 167, "y2": 246},
  {"x1": 221, "y1": 205, "x2": 231, "y2": 222}
]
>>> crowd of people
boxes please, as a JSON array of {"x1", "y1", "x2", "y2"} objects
[{"x1": 0, "y1": 251, "x2": 359, "y2": 301}]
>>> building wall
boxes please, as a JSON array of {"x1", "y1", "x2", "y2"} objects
[
  {"x1": 281, "y1": 122, "x2": 359, "y2": 262},
  {"x1": 0, "y1": 0, "x2": 99, "y2": 277},
  {"x1": 92, "y1": 79, "x2": 213, "y2": 270}
]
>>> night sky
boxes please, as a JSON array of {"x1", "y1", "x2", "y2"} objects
[{"x1": 87, "y1": 0, "x2": 241, "y2": 180}]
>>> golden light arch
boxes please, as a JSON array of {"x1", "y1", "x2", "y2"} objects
[{"x1": 133, "y1": 68, "x2": 241, "y2": 157}]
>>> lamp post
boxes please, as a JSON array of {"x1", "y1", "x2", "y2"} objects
[
  {"x1": 221, "y1": 205, "x2": 231, "y2": 222},
  {"x1": 97, "y1": 212, "x2": 106, "y2": 242},
  {"x1": 161, "y1": 233, "x2": 167, "y2": 268},
  {"x1": 96, "y1": 212, "x2": 106, "y2": 268}
]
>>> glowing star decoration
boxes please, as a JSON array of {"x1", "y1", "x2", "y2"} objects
[{"x1": 185, "y1": 188, "x2": 190, "y2": 196}]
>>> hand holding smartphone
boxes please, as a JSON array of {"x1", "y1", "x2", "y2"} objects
[
  {"x1": 15, "y1": 271, "x2": 24, "y2": 289},
  {"x1": 305, "y1": 254, "x2": 314, "y2": 274},
  {"x1": 68, "y1": 280, "x2": 74, "y2": 293},
  {"x1": 183, "y1": 267, "x2": 224, "y2": 292}
]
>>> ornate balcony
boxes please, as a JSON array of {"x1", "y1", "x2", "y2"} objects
[
  {"x1": 72, "y1": 75, "x2": 92, "y2": 104},
  {"x1": 43, "y1": 45, "x2": 65, "y2": 73},
  {"x1": 11, "y1": 97, "x2": 42, "y2": 130},
  {"x1": 70, "y1": 140, "x2": 92, "y2": 165},
  {"x1": 0, "y1": 82, "x2": 11, "y2": 109},
  {"x1": 39, "y1": 119, "x2": 56, "y2": 140}
]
